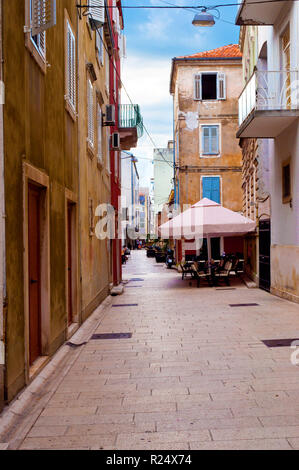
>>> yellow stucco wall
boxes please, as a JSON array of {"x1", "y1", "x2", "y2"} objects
[{"x1": 78, "y1": 16, "x2": 111, "y2": 322}]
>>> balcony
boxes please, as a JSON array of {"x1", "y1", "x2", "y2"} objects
[
  {"x1": 119, "y1": 104, "x2": 144, "y2": 150},
  {"x1": 237, "y1": 70, "x2": 299, "y2": 138},
  {"x1": 236, "y1": 0, "x2": 286, "y2": 25}
]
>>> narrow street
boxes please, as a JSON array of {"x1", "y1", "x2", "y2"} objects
[{"x1": 1, "y1": 250, "x2": 299, "y2": 450}]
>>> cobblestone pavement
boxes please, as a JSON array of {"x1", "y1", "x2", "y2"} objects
[{"x1": 4, "y1": 250, "x2": 299, "y2": 449}]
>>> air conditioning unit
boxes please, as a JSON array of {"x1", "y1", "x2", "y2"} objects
[
  {"x1": 112, "y1": 132, "x2": 120, "y2": 149},
  {"x1": 103, "y1": 104, "x2": 115, "y2": 126},
  {"x1": 89, "y1": 0, "x2": 105, "y2": 30}
]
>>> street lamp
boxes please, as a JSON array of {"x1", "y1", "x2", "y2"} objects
[{"x1": 192, "y1": 8, "x2": 215, "y2": 27}]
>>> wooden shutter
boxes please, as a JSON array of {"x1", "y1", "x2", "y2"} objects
[
  {"x1": 202, "y1": 127, "x2": 210, "y2": 154},
  {"x1": 217, "y1": 73, "x2": 226, "y2": 100},
  {"x1": 202, "y1": 126, "x2": 219, "y2": 155},
  {"x1": 106, "y1": 129, "x2": 110, "y2": 172},
  {"x1": 97, "y1": 104, "x2": 102, "y2": 161},
  {"x1": 89, "y1": 0, "x2": 105, "y2": 26},
  {"x1": 202, "y1": 177, "x2": 220, "y2": 203},
  {"x1": 31, "y1": 0, "x2": 56, "y2": 36},
  {"x1": 194, "y1": 74, "x2": 202, "y2": 100},
  {"x1": 96, "y1": 28, "x2": 104, "y2": 65},
  {"x1": 66, "y1": 21, "x2": 76, "y2": 110},
  {"x1": 39, "y1": 30, "x2": 46, "y2": 57},
  {"x1": 210, "y1": 126, "x2": 219, "y2": 154},
  {"x1": 87, "y1": 79, "x2": 94, "y2": 146}
]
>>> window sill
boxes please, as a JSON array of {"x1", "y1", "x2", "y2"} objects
[
  {"x1": 25, "y1": 34, "x2": 47, "y2": 74},
  {"x1": 200, "y1": 154, "x2": 220, "y2": 158},
  {"x1": 65, "y1": 99, "x2": 77, "y2": 122}
]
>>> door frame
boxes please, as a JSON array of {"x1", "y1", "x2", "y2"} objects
[
  {"x1": 65, "y1": 189, "x2": 79, "y2": 338},
  {"x1": 23, "y1": 162, "x2": 50, "y2": 382}
]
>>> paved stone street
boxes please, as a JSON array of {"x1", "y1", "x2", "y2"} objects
[{"x1": 2, "y1": 250, "x2": 299, "y2": 449}]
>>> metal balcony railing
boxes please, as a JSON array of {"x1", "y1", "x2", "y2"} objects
[
  {"x1": 239, "y1": 70, "x2": 299, "y2": 126},
  {"x1": 119, "y1": 104, "x2": 144, "y2": 138}
]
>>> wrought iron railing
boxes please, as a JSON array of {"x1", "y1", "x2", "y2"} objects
[
  {"x1": 239, "y1": 70, "x2": 299, "y2": 126},
  {"x1": 119, "y1": 104, "x2": 144, "y2": 138}
]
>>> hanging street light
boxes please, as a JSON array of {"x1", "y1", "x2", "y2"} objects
[{"x1": 192, "y1": 8, "x2": 215, "y2": 27}]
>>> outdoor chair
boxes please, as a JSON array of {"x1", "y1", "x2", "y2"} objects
[
  {"x1": 191, "y1": 261, "x2": 210, "y2": 287},
  {"x1": 180, "y1": 258, "x2": 194, "y2": 280},
  {"x1": 229, "y1": 257, "x2": 240, "y2": 277},
  {"x1": 213, "y1": 260, "x2": 233, "y2": 286}
]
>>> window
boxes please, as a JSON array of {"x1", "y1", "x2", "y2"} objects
[
  {"x1": 30, "y1": 0, "x2": 46, "y2": 58},
  {"x1": 282, "y1": 159, "x2": 291, "y2": 203},
  {"x1": 96, "y1": 27, "x2": 104, "y2": 66},
  {"x1": 202, "y1": 176, "x2": 220, "y2": 204},
  {"x1": 97, "y1": 103, "x2": 102, "y2": 162},
  {"x1": 66, "y1": 19, "x2": 76, "y2": 112},
  {"x1": 105, "y1": 50, "x2": 110, "y2": 91},
  {"x1": 201, "y1": 125, "x2": 219, "y2": 155},
  {"x1": 194, "y1": 73, "x2": 226, "y2": 100},
  {"x1": 106, "y1": 129, "x2": 110, "y2": 172},
  {"x1": 87, "y1": 79, "x2": 94, "y2": 148}
]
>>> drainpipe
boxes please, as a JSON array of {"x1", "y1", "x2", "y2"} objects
[
  {"x1": 77, "y1": 10, "x2": 83, "y2": 326},
  {"x1": 0, "y1": 0, "x2": 6, "y2": 411}
]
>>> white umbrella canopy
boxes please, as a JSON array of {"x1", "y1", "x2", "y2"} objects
[{"x1": 159, "y1": 198, "x2": 256, "y2": 239}]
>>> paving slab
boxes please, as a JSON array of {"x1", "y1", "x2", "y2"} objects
[{"x1": 2, "y1": 250, "x2": 299, "y2": 450}]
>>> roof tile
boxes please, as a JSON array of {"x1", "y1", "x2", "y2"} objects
[{"x1": 177, "y1": 44, "x2": 242, "y2": 60}]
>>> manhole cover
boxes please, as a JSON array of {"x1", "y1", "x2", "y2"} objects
[
  {"x1": 262, "y1": 338, "x2": 299, "y2": 348},
  {"x1": 91, "y1": 333, "x2": 132, "y2": 340}
]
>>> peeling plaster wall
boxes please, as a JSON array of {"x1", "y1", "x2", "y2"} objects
[{"x1": 173, "y1": 60, "x2": 243, "y2": 212}]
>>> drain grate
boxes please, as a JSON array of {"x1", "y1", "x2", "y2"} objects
[
  {"x1": 126, "y1": 286, "x2": 142, "y2": 288},
  {"x1": 262, "y1": 338, "x2": 299, "y2": 348},
  {"x1": 229, "y1": 303, "x2": 259, "y2": 307},
  {"x1": 129, "y1": 278, "x2": 144, "y2": 282},
  {"x1": 216, "y1": 288, "x2": 236, "y2": 291},
  {"x1": 112, "y1": 303, "x2": 138, "y2": 307},
  {"x1": 91, "y1": 333, "x2": 132, "y2": 340}
]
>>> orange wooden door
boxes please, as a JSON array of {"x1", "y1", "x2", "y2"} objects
[
  {"x1": 28, "y1": 184, "x2": 42, "y2": 365},
  {"x1": 67, "y1": 204, "x2": 73, "y2": 326}
]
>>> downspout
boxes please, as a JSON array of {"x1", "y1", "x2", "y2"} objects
[{"x1": 0, "y1": 0, "x2": 6, "y2": 410}]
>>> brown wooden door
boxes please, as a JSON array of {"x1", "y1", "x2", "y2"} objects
[
  {"x1": 67, "y1": 204, "x2": 73, "y2": 326},
  {"x1": 28, "y1": 184, "x2": 42, "y2": 365}
]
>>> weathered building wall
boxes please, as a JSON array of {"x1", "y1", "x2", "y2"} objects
[
  {"x1": 172, "y1": 59, "x2": 243, "y2": 212},
  {"x1": 78, "y1": 13, "x2": 111, "y2": 322},
  {"x1": 3, "y1": 0, "x2": 79, "y2": 401}
]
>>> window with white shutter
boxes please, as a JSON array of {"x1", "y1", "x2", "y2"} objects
[
  {"x1": 96, "y1": 28, "x2": 104, "y2": 66},
  {"x1": 31, "y1": 0, "x2": 56, "y2": 35},
  {"x1": 105, "y1": 50, "x2": 110, "y2": 91},
  {"x1": 30, "y1": 0, "x2": 46, "y2": 58},
  {"x1": 87, "y1": 79, "x2": 94, "y2": 148},
  {"x1": 194, "y1": 74, "x2": 202, "y2": 100},
  {"x1": 66, "y1": 20, "x2": 76, "y2": 112},
  {"x1": 201, "y1": 125, "x2": 220, "y2": 156},
  {"x1": 106, "y1": 129, "x2": 111, "y2": 173},
  {"x1": 194, "y1": 73, "x2": 226, "y2": 101},
  {"x1": 97, "y1": 103, "x2": 103, "y2": 162},
  {"x1": 88, "y1": 0, "x2": 105, "y2": 28},
  {"x1": 217, "y1": 73, "x2": 226, "y2": 100}
]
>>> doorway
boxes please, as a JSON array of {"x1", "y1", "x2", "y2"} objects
[
  {"x1": 259, "y1": 219, "x2": 271, "y2": 292},
  {"x1": 67, "y1": 203, "x2": 73, "y2": 326},
  {"x1": 28, "y1": 184, "x2": 42, "y2": 365}
]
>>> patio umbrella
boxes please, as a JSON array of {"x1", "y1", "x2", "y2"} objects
[{"x1": 159, "y1": 198, "x2": 256, "y2": 261}]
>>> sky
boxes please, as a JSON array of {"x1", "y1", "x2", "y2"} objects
[{"x1": 121, "y1": 0, "x2": 240, "y2": 188}]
